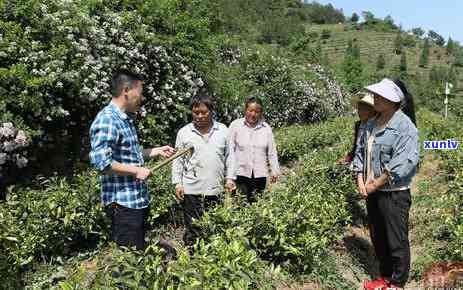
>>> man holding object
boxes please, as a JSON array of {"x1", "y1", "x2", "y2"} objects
[{"x1": 90, "y1": 70, "x2": 175, "y2": 250}]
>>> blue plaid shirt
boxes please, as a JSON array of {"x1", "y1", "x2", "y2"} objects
[{"x1": 89, "y1": 102, "x2": 149, "y2": 209}]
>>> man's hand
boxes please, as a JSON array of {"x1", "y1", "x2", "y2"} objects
[
  {"x1": 225, "y1": 179, "x2": 236, "y2": 193},
  {"x1": 135, "y1": 167, "x2": 151, "y2": 181},
  {"x1": 270, "y1": 175, "x2": 279, "y2": 184},
  {"x1": 175, "y1": 185, "x2": 184, "y2": 201},
  {"x1": 153, "y1": 145, "x2": 176, "y2": 158},
  {"x1": 357, "y1": 175, "x2": 368, "y2": 199},
  {"x1": 365, "y1": 179, "x2": 378, "y2": 194}
]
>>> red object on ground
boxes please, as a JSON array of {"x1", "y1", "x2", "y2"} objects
[{"x1": 363, "y1": 277, "x2": 387, "y2": 290}]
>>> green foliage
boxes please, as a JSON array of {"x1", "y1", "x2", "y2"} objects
[
  {"x1": 392, "y1": 51, "x2": 408, "y2": 80},
  {"x1": 0, "y1": 171, "x2": 107, "y2": 281},
  {"x1": 446, "y1": 37, "x2": 455, "y2": 55},
  {"x1": 417, "y1": 110, "x2": 463, "y2": 260},
  {"x1": 210, "y1": 46, "x2": 348, "y2": 126},
  {"x1": 350, "y1": 12, "x2": 359, "y2": 23},
  {"x1": 411, "y1": 27, "x2": 425, "y2": 38},
  {"x1": 301, "y1": 2, "x2": 345, "y2": 24},
  {"x1": 428, "y1": 30, "x2": 445, "y2": 47},
  {"x1": 376, "y1": 53, "x2": 386, "y2": 71},
  {"x1": 275, "y1": 117, "x2": 352, "y2": 163},
  {"x1": 419, "y1": 38, "x2": 430, "y2": 68},
  {"x1": 342, "y1": 39, "x2": 363, "y2": 93},
  {"x1": 60, "y1": 237, "x2": 283, "y2": 290},
  {"x1": 321, "y1": 29, "x2": 332, "y2": 40},
  {"x1": 360, "y1": 11, "x2": 399, "y2": 32},
  {"x1": 199, "y1": 118, "x2": 354, "y2": 274},
  {"x1": 401, "y1": 33, "x2": 417, "y2": 48},
  {"x1": 394, "y1": 32, "x2": 403, "y2": 54}
]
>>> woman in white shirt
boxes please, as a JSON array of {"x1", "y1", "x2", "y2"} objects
[{"x1": 228, "y1": 96, "x2": 280, "y2": 203}]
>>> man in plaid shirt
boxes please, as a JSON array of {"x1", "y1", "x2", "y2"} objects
[{"x1": 90, "y1": 70, "x2": 175, "y2": 250}]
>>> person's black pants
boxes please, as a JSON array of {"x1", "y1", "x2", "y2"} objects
[
  {"x1": 183, "y1": 194, "x2": 220, "y2": 246},
  {"x1": 236, "y1": 174, "x2": 267, "y2": 203},
  {"x1": 366, "y1": 189, "x2": 412, "y2": 287},
  {"x1": 105, "y1": 203, "x2": 149, "y2": 250}
]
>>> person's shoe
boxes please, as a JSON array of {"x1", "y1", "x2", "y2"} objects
[{"x1": 363, "y1": 277, "x2": 387, "y2": 290}]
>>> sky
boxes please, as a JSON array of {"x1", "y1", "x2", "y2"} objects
[{"x1": 314, "y1": 0, "x2": 462, "y2": 43}]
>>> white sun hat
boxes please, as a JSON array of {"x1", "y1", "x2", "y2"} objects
[{"x1": 364, "y1": 78, "x2": 404, "y2": 103}]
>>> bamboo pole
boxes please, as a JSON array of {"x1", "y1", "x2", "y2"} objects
[{"x1": 148, "y1": 147, "x2": 193, "y2": 173}]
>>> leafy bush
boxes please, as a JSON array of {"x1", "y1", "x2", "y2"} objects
[
  {"x1": 275, "y1": 116, "x2": 352, "y2": 163},
  {"x1": 209, "y1": 46, "x2": 349, "y2": 127},
  {"x1": 417, "y1": 109, "x2": 463, "y2": 260},
  {"x1": 0, "y1": 0, "x2": 349, "y2": 185},
  {"x1": 0, "y1": 0, "x2": 205, "y2": 178},
  {"x1": 57, "y1": 232, "x2": 283, "y2": 289},
  {"x1": 0, "y1": 172, "x2": 106, "y2": 269},
  {"x1": 198, "y1": 117, "x2": 355, "y2": 274}
]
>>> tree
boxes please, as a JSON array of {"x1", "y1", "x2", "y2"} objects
[
  {"x1": 419, "y1": 38, "x2": 430, "y2": 68},
  {"x1": 351, "y1": 40, "x2": 361, "y2": 59},
  {"x1": 398, "y1": 51, "x2": 408, "y2": 79},
  {"x1": 454, "y1": 46, "x2": 463, "y2": 67},
  {"x1": 362, "y1": 11, "x2": 376, "y2": 24},
  {"x1": 394, "y1": 32, "x2": 403, "y2": 54},
  {"x1": 411, "y1": 27, "x2": 425, "y2": 38},
  {"x1": 446, "y1": 37, "x2": 455, "y2": 55},
  {"x1": 428, "y1": 30, "x2": 445, "y2": 46},
  {"x1": 376, "y1": 53, "x2": 386, "y2": 71},
  {"x1": 342, "y1": 39, "x2": 363, "y2": 92},
  {"x1": 383, "y1": 15, "x2": 397, "y2": 30},
  {"x1": 351, "y1": 12, "x2": 359, "y2": 23}
]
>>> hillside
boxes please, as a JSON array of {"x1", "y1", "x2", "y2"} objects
[{"x1": 308, "y1": 24, "x2": 463, "y2": 96}]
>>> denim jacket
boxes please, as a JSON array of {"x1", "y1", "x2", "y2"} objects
[{"x1": 353, "y1": 110, "x2": 419, "y2": 190}]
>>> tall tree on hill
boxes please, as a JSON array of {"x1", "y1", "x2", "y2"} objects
[
  {"x1": 411, "y1": 27, "x2": 425, "y2": 38},
  {"x1": 394, "y1": 32, "x2": 403, "y2": 54},
  {"x1": 362, "y1": 11, "x2": 377, "y2": 25},
  {"x1": 398, "y1": 50, "x2": 408, "y2": 79},
  {"x1": 419, "y1": 38, "x2": 430, "y2": 68},
  {"x1": 446, "y1": 37, "x2": 455, "y2": 55},
  {"x1": 428, "y1": 30, "x2": 445, "y2": 47},
  {"x1": 342, "y1": 39, "x2": 363, "y2": 92},
  {"x1": 351, "y1": 12, "x2": 359, "y2": 23}
]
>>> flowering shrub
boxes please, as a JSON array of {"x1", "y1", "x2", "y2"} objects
[
  {"x1": 214, "y1": 48, "x2": 349, "y2": 126},
  {"x1": 0, "y1": 1, "x2": 204, "y2": 166},
  {"x1": 0, "y1": 122, "x2": 30, "y2": 185}
]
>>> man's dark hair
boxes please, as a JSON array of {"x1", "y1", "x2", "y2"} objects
[
  {"x1": 111, "y1": 70, "x2": 143, "y2": 97},
  {"x1": 190, "y1": 90, "x2": 215, "y2": 111},
  {"x1": 245, "y1": 95, "x2": 263, "y2": 110}
]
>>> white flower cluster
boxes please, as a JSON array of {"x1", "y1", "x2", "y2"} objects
[
  {"x1": 221, "y1": 51, "x2": 348, "y2": 127},
  {"x1": 3, "y1": 1, "x2": 204, "y2": 146},
  {"x1": 219, "y1": 46, "x2": 242, "y2": 65},
  {"x1": 0, "y1": 123, "x2": 30, "y2": 172}
]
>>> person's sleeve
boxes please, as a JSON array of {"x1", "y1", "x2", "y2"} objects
[
  {"x1": 384, "y1": 129, "x2": 420, "y2": 183},
  {"x1": 172, "y1": 130, "x2": 184, "y2": 186},
  {"x1": 224, "y1": 126, "x2": 235, "y2": 180},
  {"x1": 227, "y1": 122, "x2": 237, "y2": 180},
  {"x1": 352, "y1": 127, "x2": 366, "y2": 175},
  {"x1": 267, "y1": 128, "x2": 281, "y2": 176},
  {"x1": 89, "y1": 115, "x2": 118, "y2": 172}
]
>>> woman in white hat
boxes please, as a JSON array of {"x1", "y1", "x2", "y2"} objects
[
  {"x1": 341, "y1": 92, "x2": 376, "y2": 165},
  {"x1": 353, "y1": 78, "x2": 419, "y2": 290}
]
